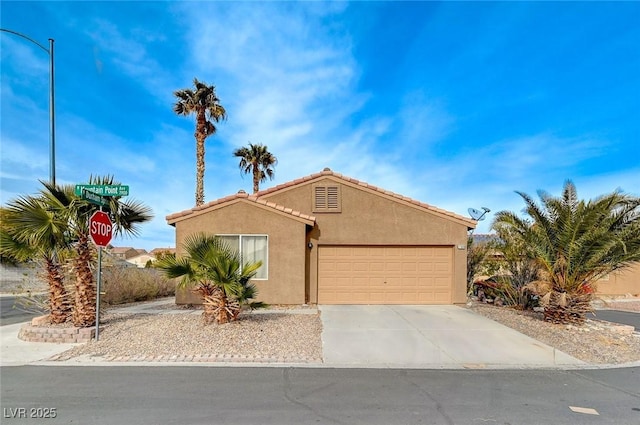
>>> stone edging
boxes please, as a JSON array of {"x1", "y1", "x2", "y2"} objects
[
  {"x1": 47, "y1": 353, "x2": 323, "y2": 363},
  {"x1": 18, "y1": 324, "x2": 96, "y2": 343},
  {"x1": 17, "y1": 316, "x2": 96, "y2": 344}
]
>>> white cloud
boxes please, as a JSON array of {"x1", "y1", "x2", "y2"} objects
[
  {"x1": 79, "y1": 18, "x2": 176, "y2": 105},
  {"x1": 0, "y1": 36, "x2": 49, "y2": 81}
]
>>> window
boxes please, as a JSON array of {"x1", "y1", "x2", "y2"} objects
[
  {"x1": 217, "y1": 235, "x2": 268, "y2": 279},
  {"x1": 313, "y1": 184, "x2": 341, "y2": 212}
]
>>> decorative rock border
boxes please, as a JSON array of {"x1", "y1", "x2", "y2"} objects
[
  {"x1": 48, "y1": 352, "x2": 323, "y2": 363},
  {"x1": 18, "y1": 316, "x2": 97, "y2": 344}
]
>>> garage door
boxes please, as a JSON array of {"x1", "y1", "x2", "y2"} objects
[{"x1": 318, "y1": 246, "x2": 453, "y2": 304}]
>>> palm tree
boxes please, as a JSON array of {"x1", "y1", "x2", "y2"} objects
[
  {"x1": 41, "y1": 177, "x2": 153, "y2": 327},
  {"x1": 173, "y1": 78, "x2": 227, "y2": 206},
  {"x1": 155, "y1": 233, "x2": 263, "y2": 324},
  {"x1": 233, "y1": 143, "x2": 277, "y2": 193},
  {"x1": 492, "y1": 181, "x2": 640, "y2": 324},
  {"x1": 1, "y1": 197, "x2": 72, "y2": 324}
]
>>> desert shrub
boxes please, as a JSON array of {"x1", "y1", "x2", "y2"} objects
[
  {"x1": 467, "y1": 236, "x2": 504, "y2": 294},
  {"x1": 493, "y1": 276, "x2": 538, "y2": 310},
  {"x1": 100, "y1": 266, "x2": 175, "y2": 305}
]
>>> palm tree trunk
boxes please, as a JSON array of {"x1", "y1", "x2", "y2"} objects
[
  {"x1": 72, "y1": 234, "x2": 96, "y2": 327},
  {"x1": 253, "y1": 167, "x2": 259, "y2": 194},
  {"x1": 44, "y1": 256, "x2": 71, "y2": 324},
  {"x1": 195, "y1": 110, "x2": 207, "y2": 206},
  {"x1": 216, "y1": 290, "x2": 232, "y2": 324}
]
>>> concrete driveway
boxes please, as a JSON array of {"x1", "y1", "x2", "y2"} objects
[{"x1": 320, "y1": 305, "x2": 584, "y2": 368}]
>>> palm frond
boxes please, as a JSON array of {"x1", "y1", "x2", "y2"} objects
[{"x1": 491, "y1": 181, "x2": 640, "y2": 322}]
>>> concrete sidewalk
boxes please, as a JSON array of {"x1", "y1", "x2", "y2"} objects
[{"x1": 1, "y1": 322, "x2": 80, "y2": 366}]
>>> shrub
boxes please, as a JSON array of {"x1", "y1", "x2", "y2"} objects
[{"x1": 100, "y1": 266, "x2": 175, "y2": 305}]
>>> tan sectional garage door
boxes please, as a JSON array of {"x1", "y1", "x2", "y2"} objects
[{"x1": 318, "y1": 246, "x2": 453, "y2": 304}]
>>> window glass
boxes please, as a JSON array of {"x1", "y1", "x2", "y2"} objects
[
  {"x1": 216, "y1": 235, "x2": 268, "y2": 279},
  {"x1": 219, "y1": 235, "x2": 240, "y2": 253},
  {"x1": 242, "y1": 236, "x2": 268, "y2": 279}
]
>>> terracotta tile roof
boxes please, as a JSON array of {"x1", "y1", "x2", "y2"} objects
[
  {"x1": 166, "y1": 191, "x2": 316, "y2": 225},
  {"x1": 257, "y1": 168, "x2": 477, "y2": 227},
  {"x1": 109, "y1": 246, "x2": 136, "y2": 253}
]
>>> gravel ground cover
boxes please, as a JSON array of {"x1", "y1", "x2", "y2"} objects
[
  {"x1": 55, "y1": 309, "x2": 323, "y2": 363},
  {"x1": 468, "y1": 302, "x2": 640, "y2": 365}
]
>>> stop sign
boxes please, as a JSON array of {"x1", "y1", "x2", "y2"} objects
[{"x1": 89, "y1": 211, "x2": 113, "y2": 247}]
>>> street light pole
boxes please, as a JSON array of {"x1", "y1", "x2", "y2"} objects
[
  {"x1": 48, "y1": 38, "x2": 56, "y2": 186},
  {"x1": 1, "y1": 28, "x2": 56, "y2": 185}
]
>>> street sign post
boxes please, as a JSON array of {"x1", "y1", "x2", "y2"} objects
[
  {"x1": 89, "y1": 210, "x2": 112, "y2": 342},
  {"x1": 74, "y1": 184, "x2": 129, "y2": 197},
  {"x1": 89, "y1": 211, "x2": 112, "y2": 247}
]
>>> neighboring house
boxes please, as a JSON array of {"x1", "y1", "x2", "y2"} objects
[
  {"x1": 595, "y1": 263, "x2": 640, "y2": 296},
  {"x1": 108, "y1": 247, "x2": 140, "y2": 260},
  {"x1": 101, "y1": 250, "x2": 137, "y2": 268},
  {"x1": 126, "y1": 253, "x2": 156, "y2": 268},
  {"x1": 126, "y1": 248, "x2": 176, "y2": 268},
  {"x1": 167, "y1": 168, "x2": 476, "y2": 305}
]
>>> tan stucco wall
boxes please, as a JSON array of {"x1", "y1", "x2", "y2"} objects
[
  {"x1": 263, "y1": 177, "x2": 471, "y2": 304},
  {"x1": 173, "y1": 201, "x2": 308, "y2": 305},
  {"x1": 596, "y1": 263, "x2": 640, "y2": 296}
]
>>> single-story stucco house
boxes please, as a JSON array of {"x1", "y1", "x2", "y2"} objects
[{"x1": 166, "y1": 168, "x2": 477, "y2": 306}]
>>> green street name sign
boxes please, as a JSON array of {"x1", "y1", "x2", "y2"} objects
[
  {"x1": 81, "y1": 189, "x2": 109, "y2": 207},
  {"x1": 74, "y1": 184, "x2": 129, "y2": 197}
]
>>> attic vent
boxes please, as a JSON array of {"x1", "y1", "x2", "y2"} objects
[
  {"x1": 313, "y1": 184, "x2": 341, "y2": 213},
  {"x1": 315, "y1": 186, "x2": 327, "y2": 209}
]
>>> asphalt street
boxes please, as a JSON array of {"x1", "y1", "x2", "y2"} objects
[
  {"x1": 589, "y1": 309, "x2": 640, "y2": 331},
  {"x1": 0, "y1": 296, "x2": 45, "y2": 326},
  {"x1": 1, "y1": 366, "x2": 639, "y2": 424}
]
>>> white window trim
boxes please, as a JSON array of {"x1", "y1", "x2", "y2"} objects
[{"x1": 217, "y1": 234, "x2": 269, "y2": 280}]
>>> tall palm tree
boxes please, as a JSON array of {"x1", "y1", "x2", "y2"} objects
[
  {"x1": 233, "y1": 143, "x2": 278, "y2": 193},
  {"x1": 173, "y1": 78, "x2": 227, "y2": 206},
  {"x1": 492, "y1": 181, "x2": 640, "y2": 323},
  {"x1": 41, "y1": 177, "x2": 153, "y2": 327},
  {"x1": 1, "y1": 202, "x2": 72, "y2": 323},
  {"x1": 155, "y1": 233, "x2": 263, "y2": 324}
]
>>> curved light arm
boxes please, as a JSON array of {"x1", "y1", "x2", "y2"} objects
[{"x1": 0, "y1": 28, "x2": 49, "y2": 53}]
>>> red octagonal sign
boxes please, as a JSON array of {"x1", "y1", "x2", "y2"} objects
[{"x1": 89, "y1": 211, "x2": 113, "y2": 247}]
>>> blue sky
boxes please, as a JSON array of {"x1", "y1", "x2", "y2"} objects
[{"x1": 1, "y1": 1, "x2": 639, "y2": 250}]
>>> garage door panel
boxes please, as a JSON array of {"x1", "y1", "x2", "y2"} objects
[
  {"x1": 368, "y1": 263, "x2": 384, "y2": 272},
  {"x1": 400, "y1": 277, "x2": 417, "y2": 286},
  {"x1": 402, "y1": 262, "x2": 418, "y2": 272},
  {"x1": 434, "y1": 262, "x2": 450, "y2": 272},
  {"x1": 318, "y1": 246, "x2": 453, "y2": 305}
]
